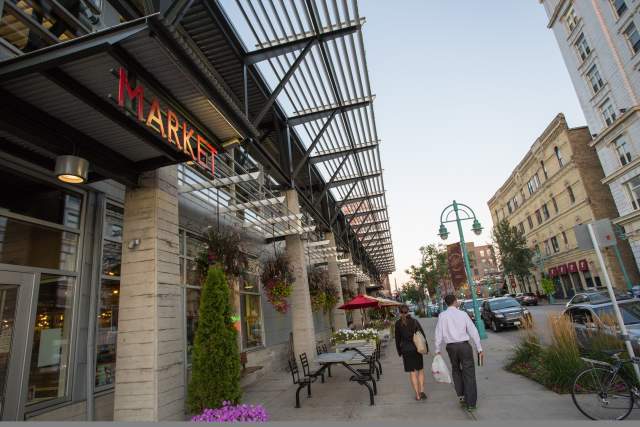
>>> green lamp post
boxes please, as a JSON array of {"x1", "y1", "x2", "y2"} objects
[{"x1": 438, "y1": 200, "x2": 487, "y2": 339}]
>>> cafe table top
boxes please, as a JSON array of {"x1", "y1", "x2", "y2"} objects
[{"x1": 317, "y1": 350, "x2": 356, "y2": 364}]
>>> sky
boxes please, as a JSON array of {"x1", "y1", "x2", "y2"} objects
[{"x1": 355, "y1": 1, "x2": 587, "y2": 290}]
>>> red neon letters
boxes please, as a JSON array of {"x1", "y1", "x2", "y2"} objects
[{"x1": 118, "y1": 67, "x2": 217, "y2": 175}]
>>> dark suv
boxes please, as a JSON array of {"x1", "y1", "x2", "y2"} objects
[{"x1": 481, "y1": 297, "x2": 530, "y2": 332}]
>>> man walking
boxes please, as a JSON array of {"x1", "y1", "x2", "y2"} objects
[{"x1": 434, "y1": 294, "x2": 483, "y2": 411}]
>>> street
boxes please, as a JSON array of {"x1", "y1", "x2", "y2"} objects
[{"x1": 486, "y1": 302, "x2": 565, "y2": 345}]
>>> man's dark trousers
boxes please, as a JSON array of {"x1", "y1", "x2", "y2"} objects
[{"x1": 445, "y1": 341, "x2": 477, "y2": 406}]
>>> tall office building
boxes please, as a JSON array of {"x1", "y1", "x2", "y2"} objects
[{"x1": 542, "y1": 0, "x2": 640, "y2": 270}]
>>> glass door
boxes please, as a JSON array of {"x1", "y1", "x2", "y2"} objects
[{"x1": 0, "y1": 271, "x2": 36, "y2": 420}]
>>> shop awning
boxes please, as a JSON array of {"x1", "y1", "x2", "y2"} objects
[{"x1": 0, "y1": 14, "x2": 242, "y2": 187}]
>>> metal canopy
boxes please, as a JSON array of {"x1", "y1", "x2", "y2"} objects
[
  {"x1": 0, "y1": 15, "x2": 240, "y2": 187},
  {"x1": 179, "y1": 0, "x2": 393, "y2": 277}
]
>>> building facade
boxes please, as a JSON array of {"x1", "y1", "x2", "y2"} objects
[
  {"x1": 472, "y1": 244, "x2": 499, "y2": 282},
  {"x1": 0, "y1": 0, "x2": 394, "y2": 421},
  {"x1": 488, "y1": 114, "x2": 639, "y2": 297},
  {"x1": 542, "y1": 0, "x2": 640, "y2": 271}
]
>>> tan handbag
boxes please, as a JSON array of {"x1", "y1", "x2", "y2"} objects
[{"x1": 412, "y1": 321, "x2": 428, "y2": 354}]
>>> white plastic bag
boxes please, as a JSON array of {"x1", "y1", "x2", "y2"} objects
[{"x1": 431, "y1": 354, "x2": 452, "y2": 384}]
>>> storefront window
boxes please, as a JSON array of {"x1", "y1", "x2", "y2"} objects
[
  {"x1": 27, "y1": 274, "x2": 74, "y2": 404},
  {"x1": 95, "y1": 203, "x2": 122, "y2": 388},
  {"x1": 0, "y1": 216, "x2": 79, "y2": 271},
  {"x1": 240, "y1": 259, "x2": 262, "y2": 350},
  {"x1": 0, "y1": 0, "x2": 99, "y2": 53},
  {"x1": 180, "y1": 230, "x2": 205, "y2": 366},
  {"x1": 185, "y1": 288, "x2": 200, "y2": 366}
]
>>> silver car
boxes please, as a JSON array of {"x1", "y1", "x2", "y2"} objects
[{"x1": 563, "y1": 298, "x2": 640, "y2": 354}]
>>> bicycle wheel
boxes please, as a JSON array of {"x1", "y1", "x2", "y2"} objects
[{"x1": 571, "y1": 367, "x2": 634, "y2": 420}]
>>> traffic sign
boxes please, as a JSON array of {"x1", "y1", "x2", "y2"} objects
[{"x1": 574, "y1": 219, "x2": 617, "y2": 250}]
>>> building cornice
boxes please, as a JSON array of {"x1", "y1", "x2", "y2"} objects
[
  {"x1": 547, "y1": 0, "x2": 569, "y2": 29},
  {"x1": 590, "y1": 107, "x2": 640, "y2": 148},
  {"x1": 612, "y1": 209, "x2": 640, "y2": 227},
  {"x1": 601, "y1": 155, "x2": 640, "y2": 185}
]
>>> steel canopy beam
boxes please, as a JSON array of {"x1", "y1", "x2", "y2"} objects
[
  {"x1": 291, "y1": 110, "x2": 338, "y2": 179},
  {"x1": 252, "y1": 40, "x2": 315, "y2": 126},
  {"x1": 330, "y1": 172, "x2": 381, "y2": 188},
  {"x1": 337, "y1": 191, "x2": 385, "y2": 206},
  {"x1": 287, "y1": 99, "x2": 371, "y2": 126},
  {"x1": 310, "y1": 141, "x2": 379, "y2": 164},
  {"x1": 346, "y1": 208, "x2": 386, "y2": 219},
  {"x1": 244, "y1": 24, "x2": 360, "y2": 65}
]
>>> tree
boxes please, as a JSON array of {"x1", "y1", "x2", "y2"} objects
[
  {"x1": 540, "y1": 277, "x2": 556, "y2": 297},
  {"x1": 492, "y1": 219, "x2": 533, "y2": 290},
  {"x1": 405, "y1": 244, "x2": 449, "y2": 309},
  {"x1": 187, "y1": 266, "x2": 241, "y2": 413}
]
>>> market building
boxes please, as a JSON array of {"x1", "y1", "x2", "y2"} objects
[
  {"x1": 487, "y1": 113, "x2": 639, "y2": 297},
  {"x1": 0, "y1": 0, "x2": 395, "y2": 421},
  {"x1": 542, "y1": 0, "x2": 640, "y2": 272}
]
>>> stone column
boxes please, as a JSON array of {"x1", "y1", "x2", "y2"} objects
[
  {"x1": 346, "y1": 274, "x2": 361, "y2": 328},
  {"x1": 284, "y1": 190, "x2": 317, "y2": 359},
  {"x1": 325, "y1": 232, "x2": 347, "y2": 331},
  {"x1": 114, "y1": 166, "x2": 184, "y2": 421}
]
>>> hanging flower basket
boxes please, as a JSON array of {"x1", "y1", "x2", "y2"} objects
[
  {"x1": 196, "y1": 228, "x2": 248, "y2": 280},
  {"x1": 261, "y1": 254, "x2": 294, "y2": 314},
  {"x1": 308, "y1": 267, "x2": 338, "y2": 313}
]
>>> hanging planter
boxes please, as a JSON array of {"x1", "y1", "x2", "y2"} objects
[
  {"x1": 261, "y1": 254, "x2": 294, "y2": 314},
  {"x1": 196, "y1": 227, "x2": 248, "y2": 281},
  {"x1": 308, "y1": 267, "x2": 338, "y2": 313}
]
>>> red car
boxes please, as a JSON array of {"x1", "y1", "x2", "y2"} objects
[{"x1": 521, "y1": 292, "x2": 538, "y2": 306}]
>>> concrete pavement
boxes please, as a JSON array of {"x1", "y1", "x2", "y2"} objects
[{"x1": 240, "y1": 315, "x2": 632, "y2": 421}]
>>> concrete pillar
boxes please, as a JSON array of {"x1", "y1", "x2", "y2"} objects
[
  {"x1": 114, "y1": 166, "x2": 184, "y2": 421},
  {"x1": 346, "y1": 274, "x2": 361, "y2": 328},
  {"x1": 325, "y1": 232, "x2": 347, "y2": 331},
  {"x1": 284, "y1": 190, "x2": 317, "y2": 359}
]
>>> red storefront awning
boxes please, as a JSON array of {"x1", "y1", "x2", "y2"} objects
[
  {"x1": 549, "y1": 267, "x2": 559, "y2": 277},
  {"x1": 568, "y1": 262, "x2": 578, "y2": 273},
  {"x1": 559, "y1": 264, "x2": 568, "y2": 275},
  {"x1": 578, "y1": 259, "x2": 589, "y2": 272}
]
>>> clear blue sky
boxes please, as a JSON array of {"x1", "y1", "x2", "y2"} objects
[{"x1": 356, "y1": 1, "x2": 586, "y2": 289}]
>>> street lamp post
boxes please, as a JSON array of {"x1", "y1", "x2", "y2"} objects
[{"x1": 438, "y1": 200, "x2": 487, "y2": 340}]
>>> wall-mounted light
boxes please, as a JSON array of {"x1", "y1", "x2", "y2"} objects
[{"x1": 55, "y1": 155, "x2": 89, "y2": 184}]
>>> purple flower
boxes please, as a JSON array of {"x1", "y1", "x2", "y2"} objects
[{"x1": 191, "y1": 402, "x2": 268, "y2": 423}]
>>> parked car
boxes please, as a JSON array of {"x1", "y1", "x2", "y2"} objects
[
  {"x1": 521, "y1": 292, "x2": 538, "y2": 306},
  {"x1": 481, "y1": 297, "x2": 530, "y2": 332},
  {"x1": 566, "y1": 290, "x2": 634, "y2": 307},
  {"x1": 562, "y1": 298, "x2": 640, "y2": 354},
  {"x1": 459, "y1": 299, "x2": 483, "y2": 321},
  {"x1": 428, "y1": 304, "x2": 440, "y2": 316}
]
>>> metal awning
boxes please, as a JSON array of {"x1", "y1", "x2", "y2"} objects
[{"x1": 0, "y1": 14, "x2": 241, "y2": 187}]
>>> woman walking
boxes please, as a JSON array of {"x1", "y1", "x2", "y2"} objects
[{"x1": 395, "y1": 304, "x2": 429, "y2": 401}]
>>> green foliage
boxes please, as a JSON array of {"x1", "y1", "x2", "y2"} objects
[
  {"x1": 492, "y1": 219, "x2": 533, "y2": 278},
  {"x1": 405, "y1": 244, "x2": 449, "y2": 299},
  {"x1": 196, "y1": 228, "x2": 248, "y2": 278},
  {"x1": 261, "y1": 254, "x2": 294, "y2": 313},
  {"x1": 187, "y1": 266, "x2": 241, "y2": 413},
  {"x1": 308, "y1": 267, "x2": 338, "y2": 313},
  {"x1": 540, "y1": 277, "x2": 556, "y2": 296}
]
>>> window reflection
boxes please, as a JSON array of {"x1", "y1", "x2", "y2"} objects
[
  {"x1": 0, "y1": 217, "x2": 79, "y2": 271},
  {"x1": 95, "y1": 279, "x2": 118, "y2": 388},
  {"x1": 185, "y1": 288, "x2": 200, "y2": 365},
  {"x1": 102, "y1": 241, "x2": 121, "y2": 277},
  {"x1": 27, "y1": 274, "x2": 74, "y2": 404}
]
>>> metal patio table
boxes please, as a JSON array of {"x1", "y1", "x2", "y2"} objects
[{"x1": 316, "y1": 350, "x2": 376, "y2": 405}]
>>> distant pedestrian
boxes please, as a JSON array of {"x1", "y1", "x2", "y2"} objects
[
  {"x1": 434, "y1": 294, "x2": 483, "y2": 411},
  {"x1": 395, "y1": 304, "x2": 429, "y2": 401}
]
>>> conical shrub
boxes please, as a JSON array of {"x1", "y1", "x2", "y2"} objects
[{"x1": 187, "y1": 266, "x2": 241, "y2": 413}]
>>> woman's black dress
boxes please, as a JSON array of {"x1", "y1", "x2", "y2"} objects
[{"x1": 395, "y1": 317, "x2": 428, "y2": 372}]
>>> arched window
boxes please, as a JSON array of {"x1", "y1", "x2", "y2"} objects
[
  {"x1": 540, "y1": 160, "x2": 548, "y2": 179},
  {"x1": 554, "y1": 147, "x2": 565, "y2": 168}
]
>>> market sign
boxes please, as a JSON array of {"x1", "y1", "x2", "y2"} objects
[{"x1": 117, "y1": 68, "x2": 217, "y2": 175}]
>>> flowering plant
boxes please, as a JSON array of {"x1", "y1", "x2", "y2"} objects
[
  {"x1": 330, "y1": 328, "x2": 379, "y2": 344},
  {"x1": 261, "y1": 254, "x2": 294, "y2": 313},
  {"x1": 196, "y1": 228, "x2": 248, "y2": 279},
  {"x1": 191, "y1": 401, "x2": 268, "y2": 422},
  {"x1": 308, "y1": 268, "x2": 339, "y2": 313}
]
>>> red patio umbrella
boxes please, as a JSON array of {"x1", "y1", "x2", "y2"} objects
[{"x1": 338, "y1": 294, "x2": 379, "y2": 310}]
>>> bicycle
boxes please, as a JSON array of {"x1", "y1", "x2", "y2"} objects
[{"x1": 571, "y1": 350, "x2": 640, "y2": 420}]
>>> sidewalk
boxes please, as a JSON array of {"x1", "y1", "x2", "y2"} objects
[{"x1": 240, "y1": 318, "x2": 632, "y2": 421}]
